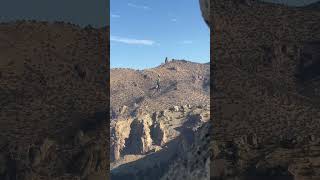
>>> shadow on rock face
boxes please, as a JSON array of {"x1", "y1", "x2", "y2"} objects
[{"x1": 245, "y1": 165, "x2": 294, "y2": 180}]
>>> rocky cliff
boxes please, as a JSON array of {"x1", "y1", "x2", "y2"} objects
[
  {"x1": 0, "y1": 21, "x2": 109, "y2": 180},
  {"x1": 110, "y1": 104, "x2": 210, "y2": 180},
  {"x1": 210, "y1": 0, "x2": 320, "y2": 179},
  {"x1": 110, "y1": 61, "x2": 211, "y2": 180}
]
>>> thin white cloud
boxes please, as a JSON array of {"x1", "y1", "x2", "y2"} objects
[
  {"x1": 171, "y1": 18, "x2": 177, "y2": 22},
  {"x1": 128, "y1": 3, "x2": 151, "y2": 10},
  {"x1": 111, "y1": 35, "x2": 155, "y2": 46},
  {"x1": 111, "y1": 14, "x2": 120, "y2": 18},
  {"x1": 181, "y1": 40, "x2": 193, "y2": 44}
]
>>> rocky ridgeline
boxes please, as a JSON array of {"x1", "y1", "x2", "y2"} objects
[{"x1": 110, "y1": 104, "x2": 210, "y2": 180}]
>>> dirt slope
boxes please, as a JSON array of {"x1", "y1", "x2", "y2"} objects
[{"x1": 111, "y1": 60, "x2": 210, "y2": 118}]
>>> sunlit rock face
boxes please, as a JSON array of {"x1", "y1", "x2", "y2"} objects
[{"x1": 199, "y1": 0, "x2": 210, "y2": 26}]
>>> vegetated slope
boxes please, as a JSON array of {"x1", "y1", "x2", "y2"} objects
[
  {"x1": 110, "y1": 60, "x2": 210, "y2": 118},
  {"x1": 0, "y1": 21, "x2": 109, "y2": 180}
]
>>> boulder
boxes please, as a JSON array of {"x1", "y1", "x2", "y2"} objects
[
  {"x1": 119, "y1": 105, "x2": 128, "y2": 115},
  {"x1": 173, "y1": 106, "x2": 180, "y2": 112},
  {"x1": 181, "y1": 105, "x2": 189, "y2": 112}
]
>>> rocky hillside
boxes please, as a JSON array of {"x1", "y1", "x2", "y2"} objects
[
  {"x1": 110, "y1": 60, "x2": 211, "y2": 180},
  {"x1": 210, "y1": 0, "x2": 320, "y2": 179},
  {"x1": 110, "y1": 60, "x2": 210, "y2": 118},
  {"x1": 110, "y1": 104, "x2": 211, "y2": 180},
  {"x1": 0, "y1": 21, "x2": 109, "y2": 180}
]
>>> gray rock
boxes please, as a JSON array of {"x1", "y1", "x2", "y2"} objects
[
  {"x1": 171, "y1": 105, "x2": 180, "y2": 112},
  {"x1": 199, "y1": 0, "x2": 210, "y2": 26},
  {"x1": 151, "y1": 121, "x2": 167, "y2": 146}
]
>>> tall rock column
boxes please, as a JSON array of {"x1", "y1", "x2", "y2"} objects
[
  {"x1": 110, "y1": 118, "x2": 133, "y2": 161},
  {"x1": 151, "y1": 121, "x2": 167, "y2": 146},
  {"x1": 125, "y1": 113, "x2": 153, "y2": 154}
]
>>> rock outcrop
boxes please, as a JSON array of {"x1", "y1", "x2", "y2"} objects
[
  {"x1": 151, "y1": 121, "x2": 167, "y2": 146},
  {"x1": 125, "y1": 113, "x2": 153, "y2": 154},
  {"x1": 110, "y1": 105, "x2": 210, "y2": 180},
  {"x1": 160, "y1": 121, "x2": 212, "y2": 180},
  {"x1": 110, "y1": 118, "x2": 133, "y2": 161},
  {"x1": 110, "y1": 112, "x2": 167, "y2": 162}
]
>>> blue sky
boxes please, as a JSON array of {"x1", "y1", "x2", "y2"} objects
[{"x1": 110, "y1": 0, "x2": 210, "y2": 69}]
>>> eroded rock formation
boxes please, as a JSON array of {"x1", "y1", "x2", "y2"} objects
[
  {"x1": 110, "y1": 104, "x2": 210, "y2": 180},
  {"x1": 110, "y1": 118, "x2": 133, "y2": 161},
  {"x1": 151, "y1": 120, "x2": 167, "y2": 146},
  {"x1": 125, "y1": 113, "x2": 153, "y2": 154}
]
